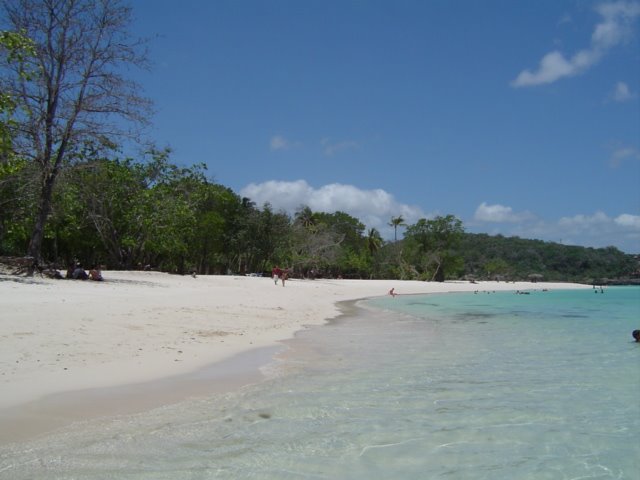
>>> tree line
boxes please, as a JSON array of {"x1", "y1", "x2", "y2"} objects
[
  {"x1": 0, "y1": 140, "x2": 466, "y2": 279},
  {"x1": 2, "y1": 1, "x2": 637, "y2": 283},
  {"x1": 1, "y1": 143, "x2": 637, "y2": 283}
]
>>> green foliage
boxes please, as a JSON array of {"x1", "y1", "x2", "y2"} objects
[
  {"x1": 289, "y1": 209, "x2": 372, "y2": 278},
  {"x1": 388, "y1": 215, "x2": 406, "y2": 241},
  {"x1": 403, "y1": 215, "x2": 465, "y2": 281},
  {"x1": 0, "y1": 156, "x2": 37, "y2": 254},
  {"x1": 0, "y1": 30, "x2": 36, "y2": 67},
  {"x1": 0, "y1": 29, "x2": 36, "y2": 156},
  {"x1": 0, "y1": 157, "x2": 26, "y2": 177}
]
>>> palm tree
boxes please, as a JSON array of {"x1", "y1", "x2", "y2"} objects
[
  {"x1": 366, "y1": 227, "x2": 383, "y2": 255},
  {"x1": 294, "y1": 206, "x2": 316, "y2": 229},
  {"x1": 388, "y1": 215, "x2": 406, "y2": 242}
]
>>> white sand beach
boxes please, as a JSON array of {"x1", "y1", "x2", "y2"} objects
[{"x1": 0, "y1": 271, "x2": 589, "y2": 442}]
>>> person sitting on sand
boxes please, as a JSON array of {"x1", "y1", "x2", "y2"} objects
[
  {"x1": 72, "y1": 265, "x2": 88, "y2": 280},
  {"x1": 89, "y1": 266, "x2": 103, "y2": 281},
  {"x1": 389, "y1": 288, "x2": 397, "y2": 297},
  {"x1": 633, "y1": 330, "x2": 640, "y2": 343}
]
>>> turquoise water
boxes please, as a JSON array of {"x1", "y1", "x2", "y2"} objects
[{"x1": 1, "y1": 286, "x2": 639, "y2": 479}]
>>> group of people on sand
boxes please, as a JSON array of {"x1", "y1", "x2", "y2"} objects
[
  {"x1": 271, "y1": 266, "x2": 289, "y2": 287},
  {"x1": 66, "y1": 263, "x2": 103, "y2": 281}
]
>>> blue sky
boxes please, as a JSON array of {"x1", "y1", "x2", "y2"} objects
[{"x1": 130, "y1": 0, "x2": 640, "y2": 253}]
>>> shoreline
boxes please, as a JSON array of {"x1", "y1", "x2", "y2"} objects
[
  {"x1": 0, "y1": 344, "x2": 281, "y2": 445},
  {"x1": 0, "y1": 271, "x2": 590, "y2": 444}
]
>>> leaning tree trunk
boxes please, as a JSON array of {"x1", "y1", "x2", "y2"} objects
[
  {"x1": 27, "y1": 169, "x2": 58, "y2": 267},
  {"x1": 434, "y1": 264, "x2": 445, "y2": 282}
]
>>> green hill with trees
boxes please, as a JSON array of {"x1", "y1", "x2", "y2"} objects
[{"x1": 456, "y1": 233, "x2": 638, "y2": 284}]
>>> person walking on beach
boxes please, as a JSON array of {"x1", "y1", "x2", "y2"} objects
[
  {"x1": 280, "y1": 268, "x2": 288, "y2": 287},
  {"x1": 272, "y1": 266, "x2": 282, "y2": 285}
]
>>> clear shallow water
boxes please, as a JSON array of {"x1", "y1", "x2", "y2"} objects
[{"x1": 1, "y1": 286, "x2": 639, "y2": 479}]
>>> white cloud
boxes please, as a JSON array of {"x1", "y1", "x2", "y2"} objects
[
  {"x1": 270, "y1": 135, "x2": 299, "y2": 151},
  {"x1": 558, "y1": 211, "x2": 611, "y2": 228},
  {"x1": 321, "y1": 138, "x2": 360, "y2": 156},
  {"x1": 511, "y1": 51, "x2": 585, "y2": 87},
  {"x1": 615, "y1": 213, "x2": 640, "y2": 229},
  {"x1": 558, "y1": 13, "x2": 573, "y2": 26},
  {"x1": 610, "y1": 81, "x2": 637, "y2": 101},
  {"x1": 512, "y1": 1, "x2": 640, "y2": 87},
  {"x1": 593, "y1": 1, "x2": 640, "y2": 46},
  {"x1": 474, "y1": 202, "x2": 533, "y2": 223},
  {"x1": 609, "y1": 146, "x2": 640, "y2": 167},
  {"x1": 240, "y1": 180, "x2": 427, "y2": 239}
]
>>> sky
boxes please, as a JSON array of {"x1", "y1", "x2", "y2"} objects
[{"x1": 129, "y1": 0, "x2": 640, "y2": 253}]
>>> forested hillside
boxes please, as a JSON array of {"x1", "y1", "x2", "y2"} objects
[{"x1": 456, "y1": 234, "x2": 639, "y2": 284}]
